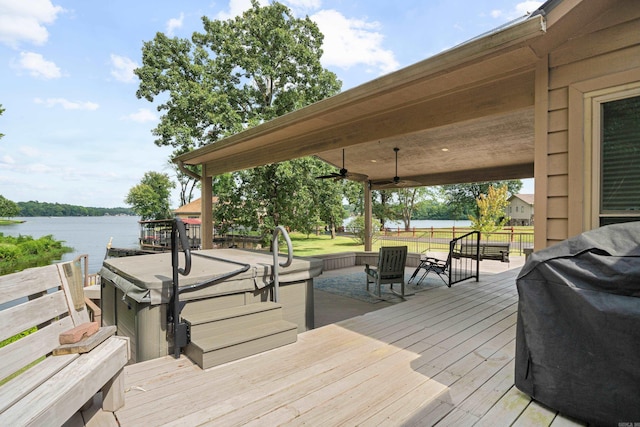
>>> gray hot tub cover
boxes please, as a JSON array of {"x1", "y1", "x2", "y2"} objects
[{"x1": 515, "y1": 222, "x2": 640, "y2": 425}]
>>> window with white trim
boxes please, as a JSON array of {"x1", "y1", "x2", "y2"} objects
[{"x1": 591, "y1": 87, "x2": 640, "y2": 227}]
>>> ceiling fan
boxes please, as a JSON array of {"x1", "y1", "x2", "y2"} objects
[
  {"x1": 315, "y1": 149, "x2": 368, "y2": 182},
  {"x1": 372, "y1": 147, "x2": 421, "y2": 189}
]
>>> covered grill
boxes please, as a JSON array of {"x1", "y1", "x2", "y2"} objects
[{"x1": 515, "y1": 222, "x2": 640, "y2": 425}]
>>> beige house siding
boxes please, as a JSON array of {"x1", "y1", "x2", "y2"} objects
[{"x1": 538, "y1": 6, "x2": 640, "y2": 248}]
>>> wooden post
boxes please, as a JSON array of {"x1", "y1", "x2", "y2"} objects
[
  {"x1": 201, "y1": 164, "x2": 214, "y2": 250},
  {"x1": 364, "y1": 181, "x2": 372, "y2": 252}
]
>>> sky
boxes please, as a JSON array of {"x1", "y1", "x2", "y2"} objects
[{"x1": 0, "y1": 0, "x2": 541, "y2": 209}]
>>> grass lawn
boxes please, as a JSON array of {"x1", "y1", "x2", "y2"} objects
[
  {"x1": 288, "y1": 232, "x2": 363, "y2": 257},
  {"x1": 285, "y1": 226, "x2": 534, "y2": 257},
  {"x1": 0, "y1": 219, "x2": 24, "y2": 225}
]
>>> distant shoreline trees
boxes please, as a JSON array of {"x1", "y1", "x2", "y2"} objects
[{"x1": 4, "y1": 198, "x2": 135, "y2": 217}]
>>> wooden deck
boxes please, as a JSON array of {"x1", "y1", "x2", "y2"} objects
[{"x1": 105, "y1": 268, "x2": 584, "y2": 426}]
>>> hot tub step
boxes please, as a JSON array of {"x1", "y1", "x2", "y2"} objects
[
  {"x1": 183, "y1": 302, "x2": 285, "y2": 341},
  {"x1": 185, "y1": 319, "x2": 298, "y2": 369}
]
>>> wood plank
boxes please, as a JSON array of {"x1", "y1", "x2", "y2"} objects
[
  {"x1": 0, "y1": 264, "x2": 60, "y2": 305},
  {"x1": 0, "y1": 353, "x2": 78, "y2": 414},
  {"x1": 114, "y1": 269, "x2": 525, "y2": 426},
  {"x1": 513, "y1": 400, "x2": 557, "y2": 427},
  {"x1": 154, "y1": 274, "x2": 520, "y2": 422},
  {"x1": 550, "y1": 17, "x2": 640, "y2": 69},
  {"x1": 59, "y1": 322, "x2": 100, "y2": 345},
  {"x1": 475, "y1": 385, "x2": 532, "y2": 426},
  {"x1": 1, "y1": 337, "x2": 129, "y2": 426},
  {"x1": 550, "y1": 44, "x2": 640, "y2": 90},
  {"x1": 0, "y1": 290, "x2": 68, "y2": 342},
  {"x1": 0, "y1": 317, "x2": 74, "y2": 381},
  {"x1": 58, "y1": 262, "x2": 90, "y2": 326},
  {"x1": 550, "y1": 413, "x2": 587, "y2": 426},
  {"x1": 54, "y1": 326, "x2": 116, "y2": 355}
]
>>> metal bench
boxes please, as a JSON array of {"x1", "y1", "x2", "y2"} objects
[{"x1": 0, "y1": 259, "x2": 130, "y2": 425}]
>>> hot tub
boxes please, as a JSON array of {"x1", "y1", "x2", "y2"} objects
[{"x1": 99, "y1": 248, "x2": 322, "y2": 363}]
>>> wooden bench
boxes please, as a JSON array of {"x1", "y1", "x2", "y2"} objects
[
  {"x1": 458, "y1": 242, "x2": 510, "y2": 263},
  {"x1": 0, "y1": 260, "x2": 130, "y2": 425}
]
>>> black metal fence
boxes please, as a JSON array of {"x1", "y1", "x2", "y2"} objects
[
  {"x1": 369, "y1": 227, "x2": 533, "y2": 257},
  {"x1": 449, "y1": 231, "x2": 480, "y2": 285}
]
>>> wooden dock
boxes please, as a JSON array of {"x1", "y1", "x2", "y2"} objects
[{"x1": 96, "y1": 267, "x2": 585, "y2": 426}]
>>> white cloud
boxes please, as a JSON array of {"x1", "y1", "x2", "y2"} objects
[
  {"x1": 166, "y1": 12, "x2": 184, "y2": 36},
  {"x1": 1, "y1": 154, "x2": 15, "y2": 164},
  {"x1": 284, "y1": 0, "x2": 321, "y2": 11},
  {"x1": 34, "y1": 98, "x2": 99, "y2": 111},
  {"x1": 311, "y1": 10, "x2": 399, "y2": 75},
  {"x1": 492, "y1": 1, "x2": 543, "y2": 20},
  {"x1": 16, "y1": 51, "x2": 61, "y2": 79},
  {"x1": 19, "y1": 146, "x2": 42, "y2": 157},
  {"x1": 27, "y1": 163, "x2": 55, "y2": 174},
  {"x1": 0, "y1": 0, "x2": 64, "y2": 48},
  {"x1": 123, "y1": 108, "x2": 157, "y2": 123},
  {"x1": 216, "y1": 0, "x2": 268, "y2": 20},
  {"x1": 110, "y1": 54, "x2": 138, "y2": 83}
]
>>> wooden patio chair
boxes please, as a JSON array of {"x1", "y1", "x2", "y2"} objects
[
  {"x1": 365, "y1": 246, "x2": 408, "y2": 299},
  {"x1": 408, "y1": 251, "x2": 452, "y2": 287}
]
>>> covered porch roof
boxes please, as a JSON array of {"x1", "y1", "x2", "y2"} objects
[{"x1": 175, "y1": 13, "x2": 547, "y2": 188}]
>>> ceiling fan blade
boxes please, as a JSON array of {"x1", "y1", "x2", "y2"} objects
[
  {"x1": 316, "y1": 149, "x2": 368, "y2": 181},
  {"x1": 315, "y1": 173, "x2": 340, "y2": 179},
  {"x1": 345, "y1": 172, "x2": 368, "y2": 181},
  {"x1": 372, "y1": 147, "x2": 421, "y2": 188},
  {"x1": 372, "y1": 179, "x2": 394, "y2": 186}
]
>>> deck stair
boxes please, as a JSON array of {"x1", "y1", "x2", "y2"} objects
[{"x1": 182, "y1": 301, "x2": 297, "y2": 369}]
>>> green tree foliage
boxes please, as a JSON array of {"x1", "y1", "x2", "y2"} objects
[
  {"x1": 442, "y1": 180, "x2": 523, "y2": 219},
  {"x1": 125, "y1": 171, "x2": 175, "y2": 220},
  {"x1": 15, "y1": 201, "x2": 133, "y2": 217},
  {"x1": 135, "y1": 1, "x2": 342, "y2": 235},
  {"x1": 395, "y1": 187, "x2": 431, "y2": 230},
  {"x1": 345, "y1": 215, "x2": 381, "y2": 246},
  {"x1": 213, "y1": 158, "x2": 345, "y2": 241},
  {"x1": 469, "y1": 185, "x2": 511, "y2": 236},
  {"x1": 0, "y1": 233, "x2": 72, "y2": 275},
  {"x1": 0, "y1": 195, "x2": 20, "y2": 218},
  {"x1": 135, "y1": 0, "x2": 340, "y2": 161},
  {"x1": 0, "y1": 104, "x2": 5, "y2": 139}
]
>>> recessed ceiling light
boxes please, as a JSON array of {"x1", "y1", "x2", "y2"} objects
[
  {"x1": 441, "y1": 148, "x2": 449, "y2": 152},
  {"x1": 370, "y1": 160, "x2": 377, "y2": 163}
]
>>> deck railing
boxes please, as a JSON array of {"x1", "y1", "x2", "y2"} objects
[
  {"x1": 366, "y1": 227, "x2": 533, "y2": 256},
  {"x1": 449, "y1": 231, "x2": 480, "y2": 285}
]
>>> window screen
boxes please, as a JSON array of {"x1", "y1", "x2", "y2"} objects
[{"x1": 600, "y1": 95, "x2": 640, "y2": 225}]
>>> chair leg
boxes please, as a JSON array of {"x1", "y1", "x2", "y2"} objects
[{"x1": 409, "y1": 264, "x2": 424, "y2": 283}]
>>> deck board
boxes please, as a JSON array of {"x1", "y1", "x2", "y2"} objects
[{"x1": 112, "y1": 268, "x2": 586, "y2": 426}]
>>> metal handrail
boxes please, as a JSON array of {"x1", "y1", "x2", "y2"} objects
[
  {"x1": 272, "y1": 226, "x2": 293, "y2": 303},
  {"x1": 167, "y1": 221, "x2": 293, "y2": 358},
  {"x1": 169, "y1": 218, "x2": 191, "y2": 358}
]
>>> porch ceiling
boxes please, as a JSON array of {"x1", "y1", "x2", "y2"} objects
[{"x1": 175, "y1": 15, "x2": 545, "y2": 188}]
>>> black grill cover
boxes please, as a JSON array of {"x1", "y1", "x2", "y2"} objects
[{"x1": 515, "y1": 222, "x2": 640, "y2": 426}]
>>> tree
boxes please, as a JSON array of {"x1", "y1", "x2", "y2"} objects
[
  {"x1": 442, "y1": 180, "x2": 522, "y2": 219},
  {"x1": 372, "y1": 190, "x2": 397, "y2": 230},
  {"x1": 125, "y1": 172, "x2": 175, "y2": 220},
  {"x1": 395, "y1": 187, "x2": 430, "y2": 230},
  {"x1": 469, "y1": 185, "x2": 510, "y2": 236},
  {"x1": 135, "y1": 1, "x2": 343, "y2": 233},
  {"x1": 0, "y1": 104, "x2": 5, "y2": 139},
  {"x1": 0, "y1": 195, "x2": 20, "y2": 218}
]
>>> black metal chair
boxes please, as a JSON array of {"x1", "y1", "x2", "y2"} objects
[{"x1": 408, "y1": 251, "x2": 451, "y2": 287}]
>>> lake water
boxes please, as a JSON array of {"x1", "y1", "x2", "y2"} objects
[
  {"x1": 1, "y1": 216, "x2": 141, "y2": 273},
  {"x1": 1, "y1": 217, "x2": 471, "y2": 274},
  {"x1": 378, "y1": 219, "x2": 471, "y2": 229}
]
